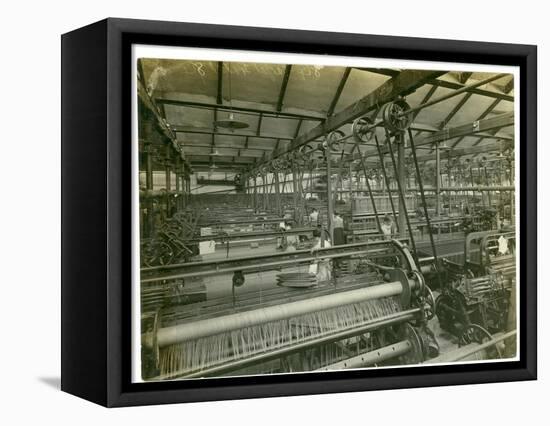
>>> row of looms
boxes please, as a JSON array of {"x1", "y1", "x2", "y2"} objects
[{"x1": 137, "y1": 60, "x2": 517, "y2": 380}]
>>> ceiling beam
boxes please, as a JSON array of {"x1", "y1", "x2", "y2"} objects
[
  {"x1": 451, "y1": 98, "x2": 502, "y2": 148},
  {"x1": 414, "y1": 111, "x2": 513, "y2": 147},
  {"x1": 458, "y1": 72, "x2": 473, "y2": 84},
  {"x1": 414, "y1": 141, "x2": 512, "y2": 163},
  {"x1": 412, "y1": 85, "x2": 438, "y2": 122},
  {"x1": 173, "y1": 124, "x2": 294, "y2": 141},
  {"x1": 410, "y1": 84, "x2": 439, "y2": 138},
  {"x1": 454, "y1": 81, "x2": 514, "y2": 149},
  {"x1": 216, "y1": 62, "x2": 223, "y2": 105},
  {"x1": 178, "y1": 143, "x2": 270, "y2": 152},
  {"x1": 256, "y1": 113, "x2": 263, "y2": 136},
  {"x1": 294, "y1": 119, "x2": 303, "y2": 138},
  {"x1": 191, "y1": 164, "x2": 249, "y2": 172},
  {"x1": 440, "y1": 92, "x2": 473, "y2": 128},
  {"x1": 427, "y1": 78, "x2": 514, "y2": 102},
  {"x1": 355, "y1": 68, "x2": 400, "y2": 78},
  {"x1": 264, "y1": 69, "x2": 446, "y2": 165},
  {"x1": 188, "y1": 155, "x2": 255, "y2": 162},
  {"x1": 326, "y1": 67, "x2": 351, "y2": 117},
  {"x1": 504, "y1": 77, "x2": 514, "y2": 94},
  {"x1": 188, "y1": 160, "x2": 254, "y2": 167},
  {"x1": 276, "y1": 65, "x2": 292, "y2": 112},
  {"x1": 157, "y1": 98, "x2": 325, "y2": 121},
  {"x1": 353, "y1": 112, "x2": 514, "y2": 164}
]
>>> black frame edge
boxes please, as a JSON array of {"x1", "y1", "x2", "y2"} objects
[
  {"x1": 61, "y1": 19, "x2": 110, "y2": 407},
  {"x1": 522, "y1": 44, "x2": 537, "y2": 380}
]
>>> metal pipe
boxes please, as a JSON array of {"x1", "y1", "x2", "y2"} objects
[
  {"x1": 316, "y1": 339, "x2": 411, "y2": 371},
  {"x1": 428, "y1": 330, "x2": 516, "y2": 363},
  {"x1": 140, "y1": 189, "x2": 183, "y2": 198},
  {"x1": 142, "y1": 238, "x2": 412, "y2": 282},
  {"x1": 309, "y1": 186, "x2": 515, "y2": 193},
  {"x1": 155, "y1": 281, "x2": 415, "y2": 347}
]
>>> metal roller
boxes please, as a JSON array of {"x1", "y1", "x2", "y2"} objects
[
  {"x1": 155, "y1": 279, "x2": 416, "y2": 348},
  {"x1": 316, "y1": 340, "x2": 412, "y2": 371}
]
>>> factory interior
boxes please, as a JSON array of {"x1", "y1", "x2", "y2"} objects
[{"x1": 137, "y1": 59, "x2": 517, "y2": 381}]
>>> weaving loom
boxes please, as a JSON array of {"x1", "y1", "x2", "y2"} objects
[{"x1": 141, "y1": 240, "x2": 437, "y2": 380}]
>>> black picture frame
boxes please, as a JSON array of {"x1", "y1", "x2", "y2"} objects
[{"x1": 61, "y1": 17, "x2": 537, "y2": 407}]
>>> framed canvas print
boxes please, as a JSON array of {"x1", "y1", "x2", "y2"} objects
[{"x1": 61, "y1": 18, "x2": 537, "y2": 407}]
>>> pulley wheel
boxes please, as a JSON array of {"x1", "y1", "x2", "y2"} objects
[
  {"x1": 352, "y1": 115, "x2": 375, "y2": 143},
  {"x1": 382, "y1": 99, "x2": 412, "y2": 132},
  {"x1": 458, "y1": 323, "x2": 502, "y2": 359},
  {"x1": 326, "y1": 130, "x2": 345, "y2": 152},
  {"x1": 423, "y1": 285, "x2": 436, "y2": 321},
  {"x1": 398, "y1": 323, "x2": 424, "y2": 365}
]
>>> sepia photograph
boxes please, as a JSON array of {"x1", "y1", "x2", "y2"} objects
[{"x1": 134, "y1": 48, "x2": 519, "y2": 382}]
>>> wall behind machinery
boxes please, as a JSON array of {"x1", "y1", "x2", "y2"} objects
[{"x1": 2, "y1": 0, "x2": 546, "y2": 425}]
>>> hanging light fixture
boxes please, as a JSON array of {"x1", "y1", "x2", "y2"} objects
[
  {"x1": 214, "y1": 112, "x2": 250, "y2": 130},
  {"x1": 439, "y1": 126, "x2": 451, "y2": 151},
  {"x1": 439, "y1": 141, "x2": 451, "y2": 150},
  {"x1": 213, "y1": 62, "x2": 249, "y2": 131}
]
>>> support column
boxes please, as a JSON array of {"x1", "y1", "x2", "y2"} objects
[
  {"x1": 253, "y1": 175, "x2": 258, "y2": 212},
  {"x1": 274, "y1": 171, "x2": 282, "y2": 216},
  {"x1": 145, "y1": 144, "x2": 154, "y2": 236},
  {"x1": 435, "y1": 142, "x2": 441, "y2": 217},
  {"x1": 175, "y1": 159, "x2": 181, "y2": 212},
  {"x1": 348, "y1": 162, "x2": 353, "y2": 211},
  {"x1": 185, "y1": 176, "x2": 190, "y2": 207},
  {"x1": 248, "y1": 176, "x2": 253, "y2": 208},
  {"x1": 262, "y1": 174, "x2": 268, "y2": 212},
  {"x1": 397, "y1": 134, "x2": 406, "y2": 237},
  {"x1": 326, "y1": 150, "x2": 334, "y2": 242},
  {"x1": 292, "y1": 167, "x2": 303, "y2": 225},
  {"x1": 164, "y1": 145, "x2": 172, "y2": 217}
]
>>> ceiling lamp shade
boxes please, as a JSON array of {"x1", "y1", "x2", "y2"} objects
[
  {"x1": 439, "y1": 141, "x2": 451, "y2": 150},
  {"x1": 214, "y1": 113, "x2": 249, "y2": 130}
]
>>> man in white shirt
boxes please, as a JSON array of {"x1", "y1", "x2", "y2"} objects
[{"x1": 309, "y1": 208, "x2": 319, "y2": 225}]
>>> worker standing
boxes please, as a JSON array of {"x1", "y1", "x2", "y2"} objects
[
  {"x1": 309, "y1": 208, "x2": 319, "y2": 226},
  {"x1": 332, "y1": 213, "x2": 345, "y2": 246},
  {"x1": 309, "y1": 229, "x2": 332, "y2": 282},
  {"x1": 381, "y1": 214, "x2": 395, "y2": 239}
]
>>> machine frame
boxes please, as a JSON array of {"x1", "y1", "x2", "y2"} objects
[{"x1": 61, "y1": 18, "x2": 537, "y2": 407}]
